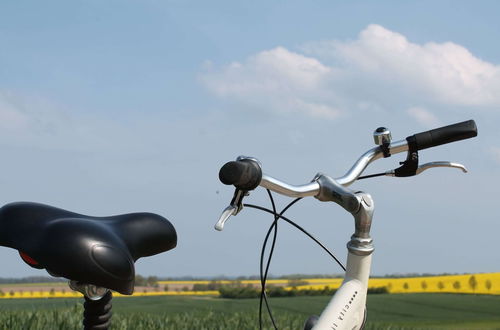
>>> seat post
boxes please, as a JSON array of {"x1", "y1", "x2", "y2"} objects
[
  {"x1": 69, "y1": 281, "x2": 113, "y2": 330},
  {"x1": 83, "y1": 290, "x2": 113, "y2": 330}
]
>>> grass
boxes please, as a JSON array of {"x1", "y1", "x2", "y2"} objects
[
  {"x1": 0, "y1": 293, "x2": 499, "y2": 329},
  {"x1": 366, "y1": 294, "x2": 500, "y2": 329}
]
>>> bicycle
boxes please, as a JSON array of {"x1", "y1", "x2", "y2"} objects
[
  {"x1": 214, "y1": 119, "x2": 477, "y2": 330},
  {"x1": 0, "y1": 202, "x2": 177, "y2": 329}
]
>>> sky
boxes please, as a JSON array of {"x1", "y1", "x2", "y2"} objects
[{"x1": 0, "y1": 0, "x2": 499, "y2": 279}]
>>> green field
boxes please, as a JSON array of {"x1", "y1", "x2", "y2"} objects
[{"x1": 0, "y1": 294, "x2": 499, "y2": 329}]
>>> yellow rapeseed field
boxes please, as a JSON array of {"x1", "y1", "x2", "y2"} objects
[
  {"x1": 0, "y1": 290, "x2": 82, "y2": 299},
  {"x1": 290, "y1": 273, "x2": 500, "y2": 295},
  {"x1": 0, "y1": 289, "x2": 219, "y2": 299},
  {"x1": 1, "y1": 273, "x2": 499, "y2": 299}
]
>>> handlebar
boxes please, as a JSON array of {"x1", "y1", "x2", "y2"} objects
[
  {"x1": 218, "y1": 120, "x2": 478, "y2": 197},
  {"x1": 216, "y1": 120, "x2": 478, "y2": 231},
  {"x1": 218, "y1": 138, "x2": 409, "y2": 199}
]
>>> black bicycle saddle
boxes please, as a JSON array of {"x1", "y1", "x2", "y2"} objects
[{"x1": 0, "y1": 202, "x2": 177, "y2": 295}]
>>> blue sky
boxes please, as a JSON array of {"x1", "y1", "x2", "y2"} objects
[{"x1": 0, "y1": 1, "x2": 499, "y2": 279}]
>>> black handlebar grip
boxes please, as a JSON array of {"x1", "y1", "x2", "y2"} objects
[
  {"x1": 219, "y1": 159, "x2": 262, "y2": 190},
  {"x1": 407, "y1": 119, "x2": 477, "y2": 151}
]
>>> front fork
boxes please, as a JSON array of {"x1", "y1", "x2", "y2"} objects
[{"x1": 312, "y1": 192, "x2": 375, "y2": 330}]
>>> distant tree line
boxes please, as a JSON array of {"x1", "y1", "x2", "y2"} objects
[
  {"x1": 218, "y1": 285, "x2": 388, "y2": 299},
  {"x1": 0, "y1": 276, "x2": 64, "y2": 284},
  {"x1": 134, "y1": 275, "x2": 159, "y2": 287},
  {"x1": 192, "y1": 280, "x2": 225, "y2": 291}
]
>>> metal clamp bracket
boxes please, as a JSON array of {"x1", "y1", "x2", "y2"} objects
[{"x1": 69, "y1": 280, "x2": 109, "y2": 301}]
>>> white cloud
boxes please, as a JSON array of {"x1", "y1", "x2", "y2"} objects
[
  {"x1": 328, "y1": 24, "x2": 500, "y2": 106},
  {"x1": 202, "y1": 47, "x2": 331, "y2": 96},
  {"x1": 201, "y1": 24, "x2": 500, "y2": 119},
  {"x1": 407, "y1": 107, "x2": 440, "y2": 127},
  {"x1": 200, "y1": 47, "x2": 340, "y2": 118}
]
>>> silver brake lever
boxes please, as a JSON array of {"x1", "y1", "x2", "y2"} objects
[
  {"x1": 214, "y1": 205, "x2": 238, "y2": 231},
  {"x1": 416, "y1": 161, "x2": 468, "y2": 175},
  {"x1": 214, "y1": 189, "x2": 246, "y2": 231},
  {"x1": 386, "y1": 161, "x2": 467, "y2": 176}
]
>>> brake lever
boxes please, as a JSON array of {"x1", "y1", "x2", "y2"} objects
[
  {"x1": 386, "y1": 161, "x2": 468, "y2": 177},
  {"x1": 415, "y1": 161, "x2": 468, "y2": 174},
  {"x1": 214, "y1": 189, "x2": 247, "y2": 231}
]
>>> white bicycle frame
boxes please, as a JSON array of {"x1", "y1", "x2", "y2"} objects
[
  {"x1": 315, "y1": 252, "x2": 372, "y2": 329},
  {"x1": 216, "y1": 131, "x2": 470, "y2": 330},
  {"x1": 310, "y1": 186, "x2": 374, "y2": 330}
]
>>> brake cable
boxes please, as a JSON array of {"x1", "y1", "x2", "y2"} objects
[{"x1": 244, "y1": 190, "x2": 347, "y2": 329}]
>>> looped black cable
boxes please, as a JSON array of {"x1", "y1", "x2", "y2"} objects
[
  {"x1": 258, "y1": 190, "x2": 279, "y2": 330},
  {"x1": 257, "y1": 192, "x2": 304, "y2": 330},
  {"x1": 245, "y1": 203, "x2": 346, "y2": 271},
  {"x1": 246, "y1": 190, "x2": 346, "y2": 329}
]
